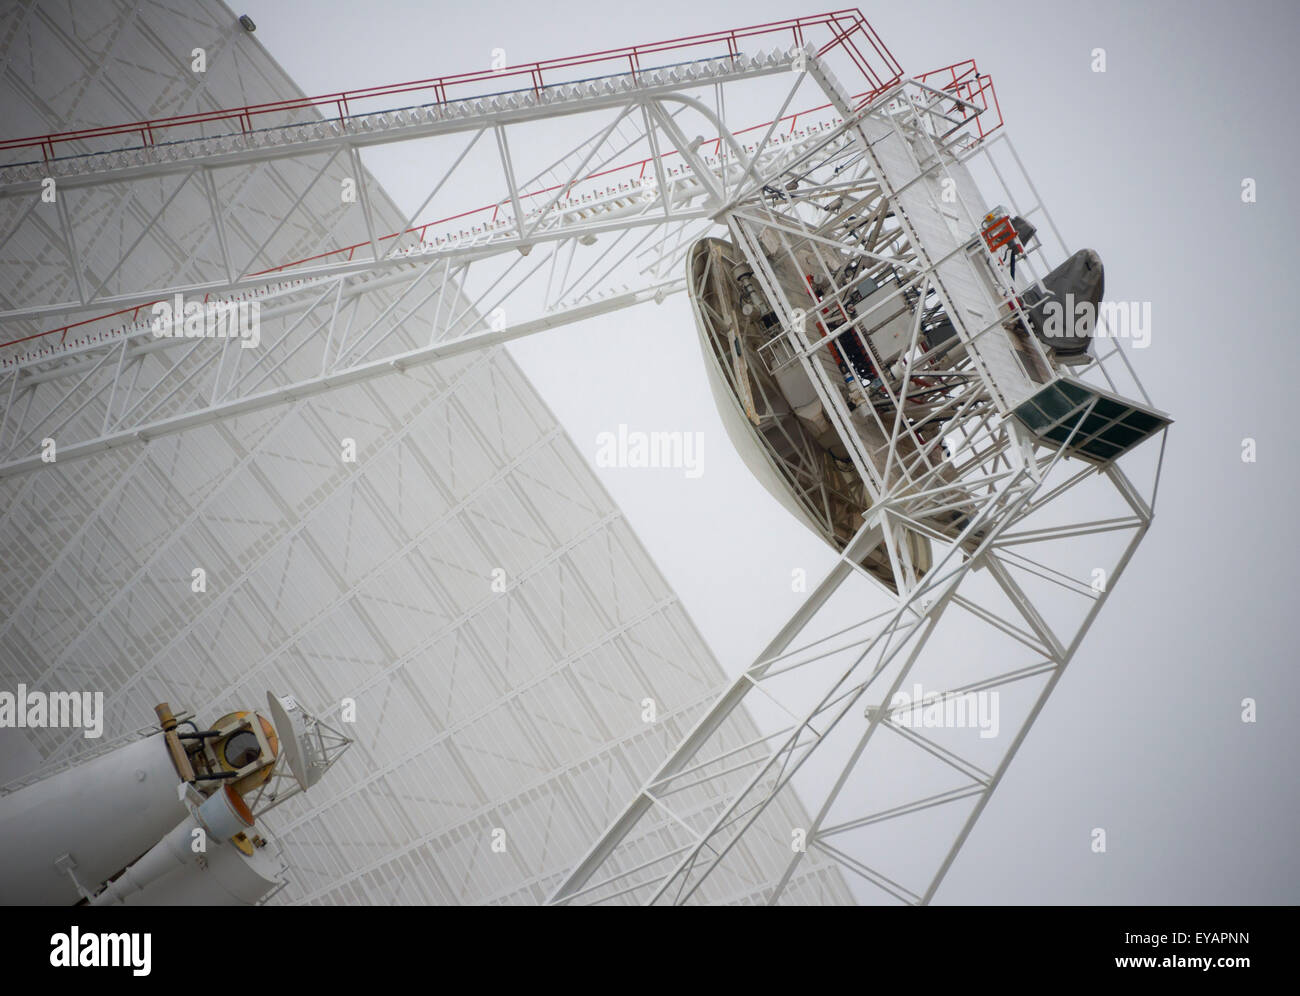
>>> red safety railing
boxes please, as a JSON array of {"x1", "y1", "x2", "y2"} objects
[
  {"x1": 915, "y1": 59, "x2": 1004, "y2": 141},
  {"x1": 249, "y1": 93, "x2": 875, "y2": 279},
  {"x1": 0, "y1": 10, "x2": 900, "y2": 164},
  {"x1": 0, "y1": 61, "x2": 1005, "y2": 364},
  {"x1": 0, "y1": 95, "x2": 861, "y2": 359},
  {"x1": 0, "y1": 21, "x2": 1007, "y2": 364}
]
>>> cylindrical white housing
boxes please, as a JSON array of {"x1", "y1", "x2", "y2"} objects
[
  {"x1": 88, "y1": 811, "x2": 203, "y2": 905},
  {"x1": 116, "y1": 837, "x2": 287, "y2": 905},
  {"x1": 90, "y1": 787, "x2": 261, "y2": 906},
  {"x1": 0, "y1": 734, "x2": 185, "y2": 904}
]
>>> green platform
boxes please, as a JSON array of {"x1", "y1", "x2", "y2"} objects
[{"x1": 1011, "y1": 377, "x2": 1172, "y2": 464}]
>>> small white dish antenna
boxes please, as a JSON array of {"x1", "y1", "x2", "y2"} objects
[{"x1": 267, "y1": 691, "x2": 311, "y2": 792}]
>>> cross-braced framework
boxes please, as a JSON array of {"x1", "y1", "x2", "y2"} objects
[
  {"x1": 0, "y1": 6, "x2": 1168, "y2": 905},
  {"x1": 0, "y1": 12, "x2": 923, "y2": 476},
  {"x1": 547, "y1": 62, "x2": 1169, "y2": 905},
  {"x1": 0, "y1": 7, "x2": 898, "y2": 906},
  {"x1": 549, "y1": 448, "x2": 1164, "y2": 904}
]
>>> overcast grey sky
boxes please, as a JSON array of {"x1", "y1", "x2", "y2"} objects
[{"x1": 219, "y1": 0, "x2": 1299, "y2": 903}]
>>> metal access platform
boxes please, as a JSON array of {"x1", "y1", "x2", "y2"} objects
[{"x1": 1011, "y1": 376, "x2": 1172, "y2": 465}]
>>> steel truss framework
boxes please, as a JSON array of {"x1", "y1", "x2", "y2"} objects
[
  {"x1": 0, "y1": 12, "x2": 933, "y2": 477},
  {"x1": 549, "y1": 53, "x2": 1168, "y2": 905},
  {"x1": 0, "y1": 6, "x2": 1167, "y2": 905},
  {"x1": 0, "y1": 2, "x2": 861, "y2": 906},
  {"x1": 550, "y1": 448, "x2": 1163, "y2": 904}
]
